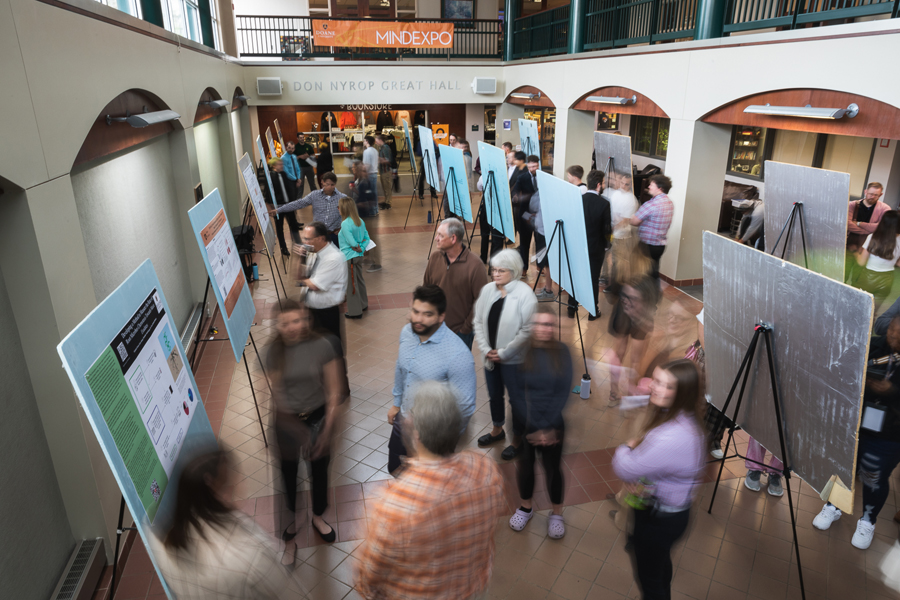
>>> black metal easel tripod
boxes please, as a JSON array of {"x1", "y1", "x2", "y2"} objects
[
  {"x1": 403, "y1": 166, "x2": 426, "y2": 229},
  {"x1": 769, "y1": 201, "x2": 809, "y2": 269},
  {"x1": 707, "y1": 323, "x2": 807, "y2": 600},
  {"x1": 240, "y1": 197, "x2": 289, "y2": 303},
  {"x1": 470, "y1": 170, "x2": 507, "y2": 253}
]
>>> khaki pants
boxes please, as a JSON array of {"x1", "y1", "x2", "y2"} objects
[
  {"x1": 380, "y1": 170, "x2": 393, "y2": 204},
  {"x1": 345, "y1": 256, "x2": 368, "y2": 316},
  {"x1": 362, "y1": 216, "x2": 381, "y2": 266}
]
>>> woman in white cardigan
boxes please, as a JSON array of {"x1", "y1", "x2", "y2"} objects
[{"x1": 473, "y1": 249, "x2": 538, "y2": 460}]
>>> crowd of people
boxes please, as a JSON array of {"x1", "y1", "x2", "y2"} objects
[{"x1": 148, "y1": 138, "x2": 900, "y2": 600}]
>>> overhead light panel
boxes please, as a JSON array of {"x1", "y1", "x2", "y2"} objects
[
  {"x1": 106, "y1": 108, "x2": 181, "y2": 128},
  {"x1": 585, "y1": 95, "x2": 636, "y2": 105},
  {"x1": 743, "y1": 103, "x2": 859, "y2": 120},
  {"x1": 510, "y1": 92, "x2": 540, "y2": 100},
  {"x1": 200, "y1": 99, "x2": 229, "y2": 109}
]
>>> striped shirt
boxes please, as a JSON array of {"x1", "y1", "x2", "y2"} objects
[
  {"x1": 634, "y1": 193, "x2": 674, "y2": 246},
  {"x1": 355, "y1": 452, "x2": 507, "y2": 600},
  {"x1": 276, "y1": 189, "x2": 346, "y2": 232}
]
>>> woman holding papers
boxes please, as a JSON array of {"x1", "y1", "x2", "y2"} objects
[
  {"x1": 613, "y1": 359, "x2": 706, "y2": 600},
  {"x1": 338, "y1": 196, "x2": 371, "y2": 319}
]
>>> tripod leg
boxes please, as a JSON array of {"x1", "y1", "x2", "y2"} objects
[
  {"x1": 770, "y1": 204, "x2": 796, "y2": 258},
  {"x1": 780, "y1": 205, "x2": 797, "y2": 260},
  {"x1": 797, "y1": 204, "x2": 810, "y2": 270},
  {"x1": 249, "y1": 332, "x2": 275, "y2": 399},
  {"x1": 190, "y1": 278, "x2": 212, "y2": 371},
  {"x1": 243, "y1": 350, "x2": 268, "y2": 447},
  {"x1": 427, "y1": 192, "x2": 447, "y2": 259},
  {"x1": 110, "y1": 496, "x2": 126, "y2": 598},
  {"x1": 762, "y1": 328, "x2": 806, "y2": 600},
  {"x1": 264, "y1": 250, "x2": 284, "y2": 310}
]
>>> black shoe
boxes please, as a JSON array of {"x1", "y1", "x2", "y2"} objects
[
  {"x1": 313, "y1": 519, "x2": 336, "y2": 543},
  {"x1": 344, "y1": 313, "x2": 363, "y2": 319},
  {"x1": 501, "y1": 444, "x2": 521, "y2": 460},
  {"x1": 281, "y1": 248, "x2": 290, "y2": 257},
  {"x1": 567, "y1": 308, "x2": 576, "y2": 319},
  {"x1": 478, "y1": 431, "x2": 506, "y2": 447},
  {"x1": 282, "y1": 523, "x2": 298, "y2": 542},
  {"x1": 588, "y1": 312, "x2": 601, "y2": 321}
]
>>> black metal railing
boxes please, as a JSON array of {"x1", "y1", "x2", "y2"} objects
[
  {"x1": 724, "y1": 0, "x2": 896, "y2": 33},
  {"x1": 582, "y1": 0, "x2": 697, "y2": 50},
  {"x1": 510, "y1": 5, "x2": 572, "y2": 59},
  {"x1": 235, "y1": 16, "x2": 502, "y2": 60}
]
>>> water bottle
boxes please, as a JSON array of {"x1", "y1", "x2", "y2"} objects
[
  {"x1": 580, "y1": 374, "x2": 591, "y2": 399},
  {"x1": 252, "y1": 263, "x2": 259, "y2": 280},
  {"x1": 427, "y1": 210, "x2": 433, "y2": 224}
]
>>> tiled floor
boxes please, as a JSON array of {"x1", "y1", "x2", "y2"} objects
[{"x1": 100, "y1": 196, "x2": 900, "y2": 600}]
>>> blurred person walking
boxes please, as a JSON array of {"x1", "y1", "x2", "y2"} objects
[
  {"x1": 363, "y1": 136, "x2": 380, "y2": 198},
  {"x1": 507, "y1": 304, "x2": 573, "y2": 538},
  {"x1": 473, "y1": 249, "x2": 538, "y2": 461},
  {"x1": 357, "y1": 381, "x2": 506, "y2": 600},
  {"x1": 268, "y1": 300, "x2": 343, "y2": 562},
  {"x1": 608, "y1": 274, "x2": 660, "y2": 407},
  {"x1": 850, "y1": 210, "x2": 900, "y2": 311},
  {"x1": 338, "y1": 196, "x2": 370, "y2": 319},
  {"x1": 375, "y1": 134, "x2": 394, "y2": 209},
  {"x1": 350, "y1": 161, "x2": 382, "y2": 272},
  {"x1": 613, "y1": 359, "x2": 706, "y2": 600},
  {"x1": 601, "y1": 170, "x2": 639, "y2": 287},
  {"x1": 149, "y1": 450, "x2": 303, "y2": 598}
]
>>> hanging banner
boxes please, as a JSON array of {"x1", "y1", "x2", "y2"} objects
[
  {"x1": 312, "y1": 19, "x2": 454, "y2": 49},
  {"x1": 432, "y1": 124, "x2": 449, "y2": 146}
]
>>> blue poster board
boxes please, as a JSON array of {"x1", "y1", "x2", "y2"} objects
[
  {"x1": 477, "y1": 142, "x2": 516, "y2": 242},
  {"x1": 57, "y1": 260, "x2": 219, "y2": 600},
  {"x1": 518, "y1": 119, "x2": 541, "y2": 168},
  {"x1": 256, "y1": 136, "x2": 277, "y2": 207},
  {"x1": 188, "y1": 188, "x2": 257, "y2": 363},
  {"x1": 536, "y1": 171, "x2": 595, "y2": 316},
  {"x1": 440, "y1": 144, "x2": 473, "y2": 223},
  {"x1": 237, "y1": 153, "x2": 277, "y2": 257},
  {"x1": 418, "y1": 125, "x2": 441, "y2": 193},
  {"x1": 402, "y1": 120, "x2": 416, "y2": 175}
]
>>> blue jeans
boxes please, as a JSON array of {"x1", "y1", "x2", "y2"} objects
[
  {"x1": 456, "y1": 331, "x2": 474, "y2": 350},
  {"x1": 484, "y1": 363, "x2": 519, "y2": 429}
]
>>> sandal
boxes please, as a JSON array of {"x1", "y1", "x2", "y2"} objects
[
  {"x1": 509, "y1": 508, "x2": 534, "y2": 532},
  {"x1": 548, "y1": 514, "x2": 566, "y2": 539},
  {"x1": 281, "y1": 541, "x2": 296, "y2": 567},
  {"x1": 608, "y1": 391, "x2": 620, "y2": 408}
]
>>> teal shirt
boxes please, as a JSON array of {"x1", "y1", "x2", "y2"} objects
[{"x1": 338, "y1": 216, "x2": 370, "y2": 260}]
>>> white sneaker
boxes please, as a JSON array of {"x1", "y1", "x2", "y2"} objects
[
  {"x1": 851, "y1": 519, "x2": 876, "y2": 549},
  {"x1": 812, "y1": 504, "x2": 842, "y2": 530}
]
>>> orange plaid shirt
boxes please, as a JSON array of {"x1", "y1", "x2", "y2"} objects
[{"x1": 355, "y1": 451, "x2": 507, "y2": 600}]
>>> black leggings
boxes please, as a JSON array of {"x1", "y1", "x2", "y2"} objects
[
  {"x1": 630, "y1": 507, "x2": 690, "y2": 600},
  {"x1": 275, "y1": 408, "x2": 330, "y2": 518},
  {"x1": 517, "y1": 432, "x2": 565, "y2": 505}
]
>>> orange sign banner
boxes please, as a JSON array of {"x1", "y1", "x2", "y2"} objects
[{"x1": 312, "y1": 20, "x2": 454, "y2": 49}]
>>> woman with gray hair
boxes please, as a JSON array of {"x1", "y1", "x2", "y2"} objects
[{"x1": 473, "y1": 249, "x2": 538, "y2": 461}]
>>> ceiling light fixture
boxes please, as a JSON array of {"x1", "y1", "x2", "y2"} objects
[
  {"x1": 235, "y1": 95, "x2": 250, "y2": 102},
  {"x1": 743, "y1": 103, "x2": 860, "y2": 120},
  {"x1": 200, "y1": 99, "x2": 230, "y2": 109},
  {"x1": 510, "y1": 92, "x2": 540, "y2": 100},
  {"x1": 106, "y1": 107, "x2": 181, "y2": 128},
  {"x1": 585, "y1": 95, "x2": 636, "y2": 105}
]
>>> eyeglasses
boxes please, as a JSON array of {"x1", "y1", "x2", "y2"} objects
[{"x1": 491, "y1": 268, "x2": 510, "y2": 274}]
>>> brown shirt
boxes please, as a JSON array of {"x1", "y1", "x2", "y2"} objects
[{"x1": 423, "y1": 245, "x2": 489, "y2": 335}]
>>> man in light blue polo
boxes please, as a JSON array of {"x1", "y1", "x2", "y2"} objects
[{"x1": 386, "y1": 284, "x2": 477, "y2": 474}]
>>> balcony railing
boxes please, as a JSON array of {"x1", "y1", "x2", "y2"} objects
[
  {"x1": 724, "y1": 0, "x2": 897, "y2": 33},
  {"x1": 235, "y1": 16, "x2": 502, "y2": 60},
  {"x1": 583, "y1": 0, "x2": 698, "y2": 50},
  {"x1": 510, "y1": 5, "x2": 572, "y2": 59}
]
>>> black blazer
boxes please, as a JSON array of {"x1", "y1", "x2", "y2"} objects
[{"x1": 582, "y1": 191, "x2": 612, "y2": 257}]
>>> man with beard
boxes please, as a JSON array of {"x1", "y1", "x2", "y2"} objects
[{"x1": 386, "y1": 285, "x2": 476, "y2": 475}]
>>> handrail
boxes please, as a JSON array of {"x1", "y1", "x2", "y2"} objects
[
  {"x1": 510, "y1": 5, "x2": 571, "y2": 59},
  {"x1": 724, "y1": 0, "x2": 895, "y2": 32}
]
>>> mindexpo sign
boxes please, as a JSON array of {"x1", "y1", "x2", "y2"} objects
[
  {"x1": 312, "y1": 19, "x2": 454, "y2": 49},
  {"x1": 292, "y1": 80, "x2": 462, "y2": 92}
]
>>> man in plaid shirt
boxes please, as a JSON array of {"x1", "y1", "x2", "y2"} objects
[
  {"x1": 624, "y1": 174, "x2": 674, "y2": 285},
  {"x1": 356, "y1": 381, "x2": 507, "y2": 600}
]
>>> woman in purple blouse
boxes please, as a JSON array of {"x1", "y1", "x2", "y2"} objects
[{"x1": 612, "y1": 359, "x2": 706, "y2": 600}]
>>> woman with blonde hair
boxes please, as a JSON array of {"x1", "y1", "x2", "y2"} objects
[{"x1": 338, "y1": 196, "x2": 370, "y2": 319}]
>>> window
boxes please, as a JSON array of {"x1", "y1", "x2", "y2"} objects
[
  {"x1": 729, "y1": 127, "x2": 769, "y2": 178},
  {"x1": 94, "y1": 0, "x2": 141, "y2": 18},
  {"x1": 631, "y1": 116, "x2": 669, "y2": 159},
  {"x1": 821, "y1": 135, "x2": 877, "y2": 199},
  {"x1": 595, "y1": 112, "x2": 618, "y2": 131}
]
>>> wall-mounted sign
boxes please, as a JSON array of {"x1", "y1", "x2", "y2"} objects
[
  {"x1": 502, "y1": 119, "x2": 511, "y2": 130},
  {"x1": 313, "y1": 19, "x2": 454, "y2": 49},
  {"x1": 472, "y1": 125, "x2": 479, "y2": 132},
  {"x1": 432, "y1": 124, "x2": 449, "y2": 146}
]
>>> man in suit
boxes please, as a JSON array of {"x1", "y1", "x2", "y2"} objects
[{"x1": 567, "y1": 169, "x2": 611, "y2": 321}]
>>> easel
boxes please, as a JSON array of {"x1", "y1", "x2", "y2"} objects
[
  {"x1": 426, "y1": 166, "x2": 464, "y2": 258},
  {"x1": 524, "y1": 135, "x2": 536, "y2": 159},
  {"x1": 706, "y1": 323, "x2": 807, "y2": 600},
  {"x1": 406, "y1": 148, "x2": 437, "y2": 229},
  {"x1": 109, "y1": 496, "x2": 137, "y2": 599},
  {"x1": 403, "y1": 165, "x2": 426, "y2": 229},
  {"x1": 241, "y1": 196, "x2": 289, "y2": 304},
  {"x1": 770, "y1": 201, "x2": 809, "y2": 269},
  {"x1": 532, "y1": 218, "x2": 592, "y2": 383},
  {"x1": 470, "y1": 170, "x2": 506, "y2": 253}
]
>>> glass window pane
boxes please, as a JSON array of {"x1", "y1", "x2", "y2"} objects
[
  {"x1": 729, "y1": 126, "x2": 766, "y2": 177},
  {"x1": 397, "y1": 0, "x2": 415, "y2": 9},
  {"x1": 169, "y1": 0, "x2": 187, "y2": 37},
  {"x1": 186, "y1": 4, "x2": 200, "y2": 42},
  {"x1": 633, "y1": 117, "x2": 652, "y2": 154},
  {"x1": 656, "y1": 118, "x2": 669, "y2": 158},
  {"x1": 771, "y1": 130, "x2": 817, "y2": 167},
  {"x1": 822, "y1": 135, "x2": 875, "y2": 199}
]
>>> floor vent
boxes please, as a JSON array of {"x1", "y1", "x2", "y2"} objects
[{"x1": 51, "y1": 538, "x2": 106, "y2": 600}]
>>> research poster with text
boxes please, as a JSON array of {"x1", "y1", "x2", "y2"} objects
[
  {"x1": 84, "y1": 289, "x2": 196, "y2": 521},
  {"x1": 201, "y1": 209, "x2": 244, "y2": 318}
]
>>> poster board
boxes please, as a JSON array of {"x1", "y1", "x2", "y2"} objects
[
  {"x1": 274, "y1": 119, "x2": 286, "y2": 155},
  {"x1": 440, "y1": 144, "x2": 473, "y2": 223},
  {"x1": 432, "y1": 123, "x2": 449, "y2": 146},
  {"x1": 418, "y1": 125, "x2": 441, "y2": 193},
  {"x1": 237, "y1": 153, "x2": 277, "y2": 256},
  {"x1": 703, "y1": 231, "x2": 871, "y2": 502},
  {"x1": 402, "y1": 120, "x2": 416, "y2": 175},
  {"x1": 57, "y1": 260, "x2": 220, "y2": 598},
  {"x1": 256, "y1": 136, "x2": 278, "y2": 207},
  {"x1": 265, "y1": 127, "x2": 277, "y2": 158},
  {"x1": 477, "y1": 141, "x2": 516, "y2": 242},
  {"x1": 593, "y1": 131, "x2": 634, "y2": 193},
  {"x1": 536, "y1": 170, "x2": 596, "y2": 316},
  {"x1": 188, "y1": 188, "x2": 257, "y2": 363},
  {"x1": 518, "y1": 119, "x2": 540, "y2": 167},
  {"x1": 764, "y1": 161, "x2": 849, "y2": 282}
]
